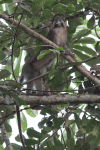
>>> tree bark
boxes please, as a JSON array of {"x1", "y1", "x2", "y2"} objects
[{"x1": 0, "y1": 94, "x2": 100, "y2": 105}]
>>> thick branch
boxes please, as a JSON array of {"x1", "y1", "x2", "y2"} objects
[
  {"x1": 0, "y1": 13, "x2": 58, "y2": 48},
  {"x1": 0, "y1": 94, "x2": 100, "y2": 105},
  {"x1": 61, "y1": 53, "x2": 100, "y2": 85}
]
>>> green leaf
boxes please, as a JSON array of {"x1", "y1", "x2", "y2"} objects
[
  {"x1": 15, "y1": 134, "x2": 20, "y2": 142},
  {"x1": 75, "y1": 114, "x2": 81, "y2": 128},
  {"x1": 21, "y1": 112, "x2": 27, "y2": 132},
  {"x1": 3, "y1": 80, "x2": 22, "y2": 88},
  {"x1": 25, "y1": 108, "x2": 36, "y2": 118},
  {"x1": 92, "y1": 0, "x2": 100, "y2": 2},
  {"x1": 32, "y1": 17, "x2": 40, "y2": 28},
  {"x1": 0, "y1": 70, "x2": 10, "y2": 79},
  {"x1": 37, "y1": 50, "x2": 51, "y2": 59},
  {"x1": 0, "y1": 145, "x2": 4, "y2": 150},
  {"x1": 83, "y1": 143, "x2": 90, "y2": 149},
  {"x1": 75, "y1": 140, "x2": 81, "y2": 150},
  {"x1": 13, "y1": 40, "x2": 20, "y2": 57},
  {"x1": 4, "y1": 122, "x2": 12, "y2": 132},
  {"x1": 0, "y1": 50, "x2": 6, "y2": 61},
  {"x1": 91, "y1": 3, "x2": 100, "y2": 10},
  {"x1": 44, "y1": 0, "x2": 56, "y2": 7},
  {"x1": 31, "y1": 0, "x2": 45, "y2": 11},
  {"x1": 73, "y1": 29, "x2": 91, "y2": 40},
  {"x1": 65, "y1": 120, "x2": 75, "y2": 127},
  {"x1": 38, "y1": 118, "x2": 47, "y2": 128},
  {"x1": 53, "y1": 137, "x2": 65, "y2": 149},
  {"x1": 53, "y1": 4, "x2": 67, "y2": 13},
  {"x1": 99, "y1": 17, "x2": 100, "y2": 27},
  {"x1": 27, "y1": 128, "x2": 41, "y2": 138},
  {"x1": 74, "y1": 50, "x2": 97, "y2": 66},
  {"x1": 37, "y1": 47, "x2": 62, "y2": 60},
  {"x1": 74, "y1": 45, "x2": 96, "y2": 56},
  {"x1": 86, "y1": 133, "x2": 96, "y2": 143},
  {"x1": 12, "y1": 93, "x2": 27, "y2": 106},
  {"x1": 11, "y1": 143, "x2": 22, "y2": 149},
  {"x1": 82, "y1": 114, "x2": 88, "y2": 127},
  {"x1": 75, "y1": 37, "x2": 95, "y2": 44},
  {"x1": 25, "y1": 139, "x2": 39, "y2": 146},
  {"x1": 92, "y1": 125, "x2": 99, "y2": 137},
  {"x1": 42, "y1": 126, "x2": 52, "y2": 134},
  {"x1": 95, "y1": 41, "x2": 100, "y2": 53},
  {"x1": 14, "y1": 51, "x2": 22, "y2": 78},
  {"x1": 53, "y1": 117, "x2": 64, "y2": 129},
  {"x1": 0, "y1": 0, "x2": 12, "y2": 4},
  {"x1": 87, "y1": 16, "x2": 94, "y2": 29},
  {"x1": 74, "y1": 50, "x2": 90, "y2": 60},
  {"x1": 66, "y1": 137, "x2": 75, "y2": 150},
  {"x1": 44, "y1": 141, "x2": 55, "y2": 149},
  {"x1": 68, "y1": 18, "x2": 83, "y2": 29},
  {"x1": 0, "y1": 135, "x2": 4, "y2": 145},
  {"x1": 41, "y1": 106, "x2": 56, "y2": 115},
  {"x1": 56, "y1": 47, "x2": 64, "y2": 52},
  {"x1": 43, "y1": 10, "x2": 53, "y2": 18}
]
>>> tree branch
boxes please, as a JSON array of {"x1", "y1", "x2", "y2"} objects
[
  {"x1": 0, "y1": 94, "x2": 100, "y2": 105},
  {"x1": 0, "y1": 13, "x2": 58, "y2": 48},
  {"x1": 0, "y1": 113, "x2": 14, "y2": 150},
  {"x1": 61, "y1": 53, "x2": 100, "y2": 85}
]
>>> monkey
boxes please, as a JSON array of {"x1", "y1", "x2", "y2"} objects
[
  {"x1": 19, "y1": 15, "x2": 67, "y2": 95},
  {"x1": 17, "y1": 15, "x2": 67, "y2": 148}
]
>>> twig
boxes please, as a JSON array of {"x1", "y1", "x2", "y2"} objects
[
  {"x1": 11, "y1": 11, "x2": 24, "y2": 82},
  {"x1": 60, "y1": 129, "x2": 67, "y2": 149}
]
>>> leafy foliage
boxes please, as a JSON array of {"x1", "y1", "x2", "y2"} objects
[{"x1": 0, "y1": 0, "x2": 100, "y2": 149}]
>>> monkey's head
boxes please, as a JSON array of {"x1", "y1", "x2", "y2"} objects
[{"x1": 52, "y1": 15, "x2": 64, "y2": 27}]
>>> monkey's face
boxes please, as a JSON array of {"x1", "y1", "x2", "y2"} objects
[{"x1": 52, "y1": 16, "x2": 64, "y2": 27}]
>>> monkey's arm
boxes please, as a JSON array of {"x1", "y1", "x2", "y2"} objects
[
  {"x1": 28, "y1": 43, "x2": 53, "y2": 64},
  {"x1": 32, "y1": 51, "x2": 55, "y2": 70}
]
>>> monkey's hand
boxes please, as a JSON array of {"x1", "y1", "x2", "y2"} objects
[{"x1": 64, "y1": 46, "x2": 70, "y2": 55}]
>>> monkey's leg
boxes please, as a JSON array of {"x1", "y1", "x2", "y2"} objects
[
  {"x1": 26, "y1": 80, "x2": 34, "y2": 95},
  {"x1": 35, "y1": 78, "x2": 43, "y2": 95},
  {"x1": 34, "y1": 70, "x2": 43, "y2": 95}
]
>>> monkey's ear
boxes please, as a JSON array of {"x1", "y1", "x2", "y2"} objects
[
  {"x1": 51, "y1": 22, "x2": 55, "y2": 29},
  {"x1": 62, "y1": 20, "x2": 66, "y2": 28}
]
